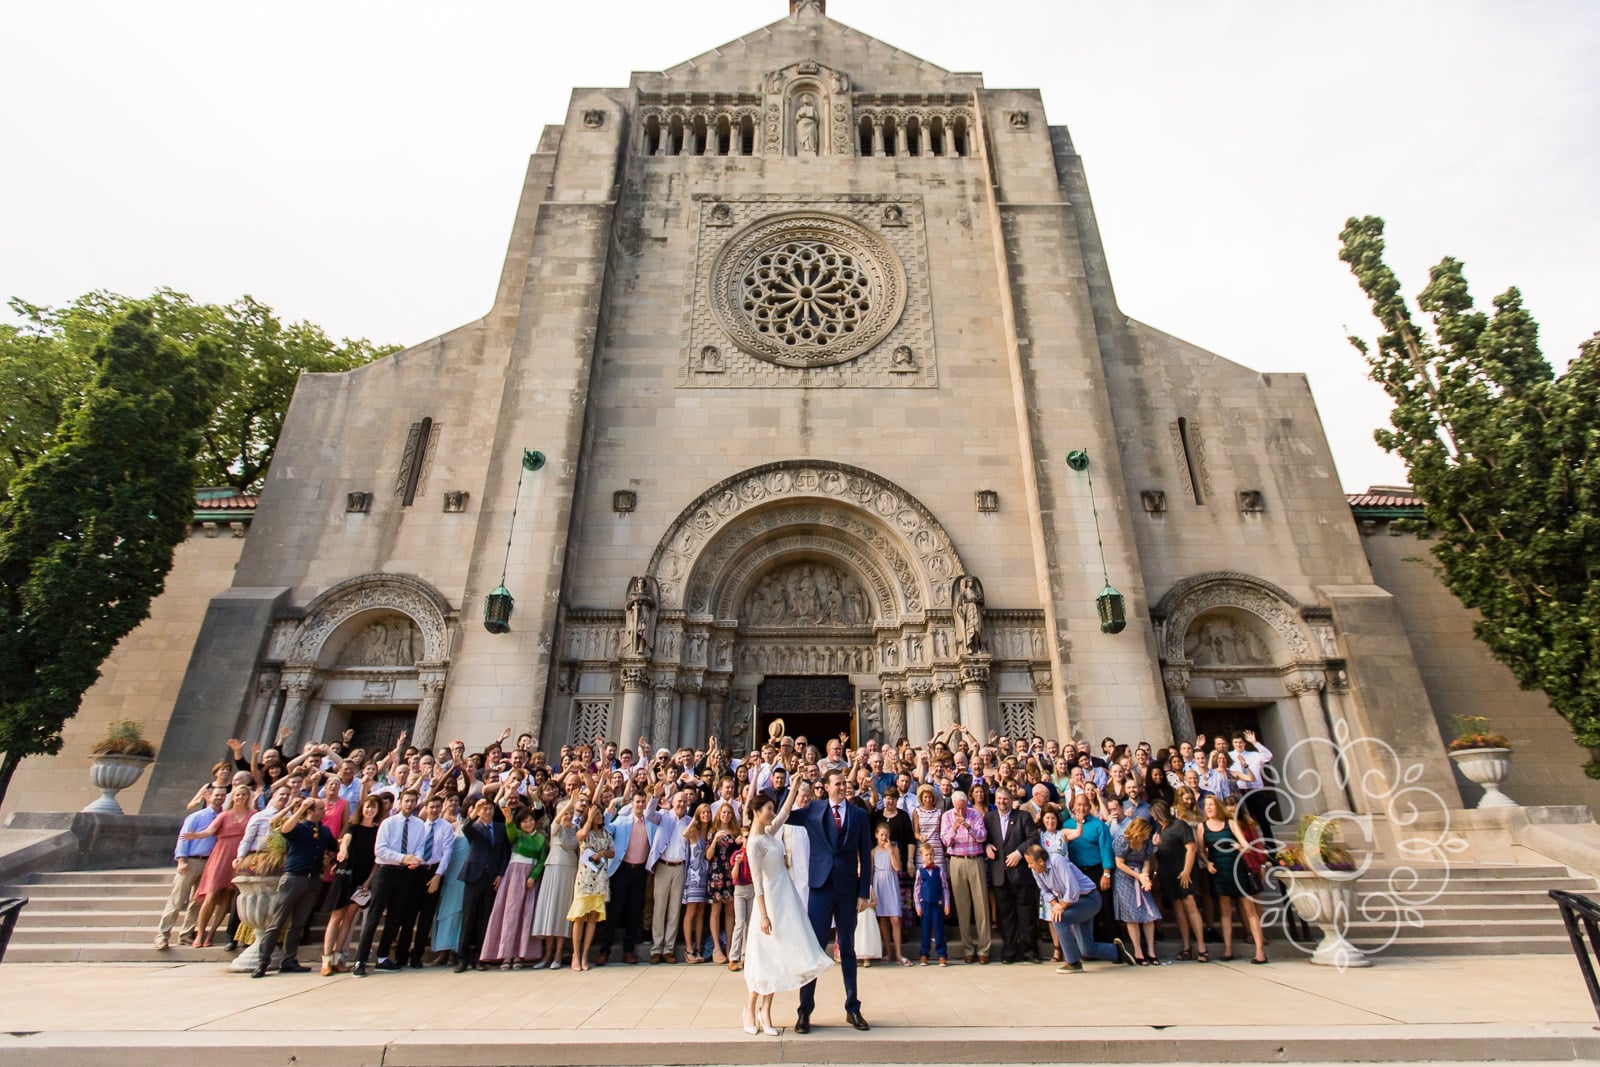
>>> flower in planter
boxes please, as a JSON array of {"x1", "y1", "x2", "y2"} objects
[
  {"x1": 1448, "y1": 715, "x2": 1510, "y2": 753},
  {"x1": 1275, "y1": 815, "x2": 1357, "y2": 873},
  {"x1": 90, "y1": 720, "x2": 156, "y2": 759}
]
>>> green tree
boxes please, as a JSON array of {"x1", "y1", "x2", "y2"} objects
[
  {"x1": 1339, "y1": 216, "x2": 1600, "y2": 774},
  {"x1": 0, "y1": 307, "x2": 225, "y2": 808},
  {"x1": 0, "y1": 289, "x2": 395, "y2": 496}
]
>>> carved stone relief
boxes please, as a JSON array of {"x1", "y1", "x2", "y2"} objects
[
  {"x1": 286, "y1": 574, "x2": 452, "y2": 666},
  {"x1": 1183, "y1": 612, "x2": 1272, "y2": 666},
  {"x1": 1157, "y1": 573, "x2": 1316, "y2": 665},
  {"x1": 335, "y1": 617, "x2": 419, "y2": 667},
  {"x1": 742, "y1": 561, "x2": 871, "y2": 627},
  {"x1": 735, "y1": 642, "x2": 876, "y2": 675}
]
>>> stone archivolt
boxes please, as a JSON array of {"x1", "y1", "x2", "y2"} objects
[
  {"x1": 1155, "y1": 572, "x2": 1317, "y2": 668},
  {"x1": 285, "y1": 573, "x2": 453, "y2": 668},
  {"x1": 649, "y1": 460, "x2": 962, "y2": 617}
]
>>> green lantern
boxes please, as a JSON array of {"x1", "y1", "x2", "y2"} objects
[
  {"x1": 484, "y1": 586, "x2": 515, "y2": 634},
  {"x1": 1097, "y1": 584, "x2": 1127, "y2": 635}
]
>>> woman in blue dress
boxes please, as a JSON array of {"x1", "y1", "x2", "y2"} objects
[
  {"x1": 429, "y1": 798, "x2": 470, "y2": 965},
  {"x1": 1113, "y1": 816, "x2": 1162, "y2": 964}
]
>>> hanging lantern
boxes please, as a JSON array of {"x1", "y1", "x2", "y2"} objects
[
  {"x1": 484, "y1": 585, "x2": 515, "y2": 634},
  {"x1": 1097, "y1": 584, "x2": 1127, "y2": 635}
]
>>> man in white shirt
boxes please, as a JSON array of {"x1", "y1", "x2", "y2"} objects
[
  {"x1": 1230, "y1": 730, "x2": 1276, "y2": 834},
  {"x1": 403, "y1": 793, "x2": 453, "y2": 968},
  {"x1": 239, "y1": 785, "x2": 291, "y2": 858},
  {"x1": 644, "y1": 788, "x2": 694, "y2": 963},
  {"x1": 353, "y1": 789, "x2": 427, "y2": 976}
]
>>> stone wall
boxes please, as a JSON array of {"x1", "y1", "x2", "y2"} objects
[
  {"x1": 1, "y1": 523, "x2": 247, "y2": 820},
  {"x1": 1360, "y1": 521, "x2": 1600, "y2": 810}
]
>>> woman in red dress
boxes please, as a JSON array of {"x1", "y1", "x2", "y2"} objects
[{"x1": 189, "y1": 784, "x2": 253, "y2": 947}]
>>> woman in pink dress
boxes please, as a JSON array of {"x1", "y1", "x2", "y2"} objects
[{"x1": 189, "y1": 784, "x2": 253, "y2": 947}]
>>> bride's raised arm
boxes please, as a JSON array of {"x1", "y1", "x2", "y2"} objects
[{"x1": 769, "y1": 777, "x2": 802, "y2": 834}]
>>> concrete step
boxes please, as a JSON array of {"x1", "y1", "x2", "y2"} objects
[
  {"x1": 1344, "y1": 919, "x2": 1566, "y2": 939},
  {"x1": 1344, "y1": 934, "x2": 1573, "y2": 956},
  {"x1": 11, "y1": 868, "x2": 175, "y2": 886},
  {"x1": 1354, "y1": 902, "x2": 1560, "y2": 921},
  {"x1": 9, "y1": 923, "x2": 329, "y2": 945},
  {"x1": 1, "y1": 881, "x2": 180, "y2": 899},
  {"x1": 3, "y1": 892, "x2": 170, "y2": 909},
  {"x1": 0, "y1": 942, "x2": 307, "y2": 964}
]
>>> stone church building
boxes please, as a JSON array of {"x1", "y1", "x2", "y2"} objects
[{"x1": 97, "y1": 1, "x2": 1574, "y2": 815}]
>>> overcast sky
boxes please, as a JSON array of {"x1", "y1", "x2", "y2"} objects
[{"x1": 3, "y1": 1, "x2": 1596, "y2": 492}]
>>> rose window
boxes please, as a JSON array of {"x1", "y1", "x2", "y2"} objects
[{"x1": 709, "y1": 211, "x2": 906, "y2": 368}]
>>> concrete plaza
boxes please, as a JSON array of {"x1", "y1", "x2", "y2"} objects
[{"x1": 0, "y1": 952, "x2": 1595, "y2": 1065}]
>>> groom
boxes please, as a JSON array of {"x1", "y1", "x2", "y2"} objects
[{"x1": 794, "y1": 767, "x2": 873, "y2": 1032}]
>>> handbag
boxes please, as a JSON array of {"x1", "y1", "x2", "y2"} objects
[
  {"x1": 854, "y1": 906, "x2": 883, "y2": 958},
  {"x1": 350, "y1": 886, "x2": 372, "y2": 907}
]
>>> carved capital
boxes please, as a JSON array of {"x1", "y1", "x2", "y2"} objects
[
  {"x1": 959, "y1": 663, "x2": 991, "y2": 689},
  {"x1": 1030, "y1": 668, "x2": 1053, "y2": 693},
  {"x1": 1161, "y1": 665, "x2": 1191, "y2": 692},
  {"x1": 908, "y1": 678, "x2": 934, "y2": 699},
  {"x1": 255, "y1": 670, "x2": 282, "y2": 696},
  {"x1": 881, "y1": 683, "x2": 905, "y2": 705},
  {"x1": 620, "y1": 666, "x2": 651, "y2": 692},
  {"x1": 1284, "y1": 669, "x2": 1326, "y2": 696}
]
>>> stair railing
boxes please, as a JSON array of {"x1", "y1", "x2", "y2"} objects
[
  {"x1": 0, "y1": 897, "x2": 27, "y2": 965},
  {"x1": 1550, "y1": 889, "x2": 1600, "y2": 1021}
]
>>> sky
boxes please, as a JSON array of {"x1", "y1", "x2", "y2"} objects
[{"x1": 3, "y1": 0, "x2": 1596, "y2": 492}]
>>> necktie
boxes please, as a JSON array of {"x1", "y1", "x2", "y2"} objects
[
  {"x1": 419, "y1": 821, "x2": 431, "y2": 863},
  {"x1": 833, "y1": 804, "x2": 843, "y2": 831},
  {"x1": 400, "y1": 817, "x2": 410, "y2": 855}
]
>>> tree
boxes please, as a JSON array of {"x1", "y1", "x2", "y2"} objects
[
  {"x1": 0, "y1": 289, "x2": 395, "y2": 496},
  {"x1": 0, "y1": 307, "x2": 225, "y2": 808},
  {"x1": 1339, "y1": 216, "x2": 1600, "y2": 775}
]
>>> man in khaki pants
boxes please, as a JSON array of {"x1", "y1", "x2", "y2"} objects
[
  {"x1": 155, "y1": 786, "x2": 226, "y2": 949},
  {"x1": 939, "y1": 790, "x2": 991, "y2": 963},
  {"x1": 645, "y1": 788, "x2": 694, "y2": 963}
]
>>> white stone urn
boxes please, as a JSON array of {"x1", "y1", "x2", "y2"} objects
[
  {"x1": 83, "y1": 754, "x2": 154, "y2": 814},
  {"x1": 1278, "y1": 869, "x2": 1372, "y2": 968},
  {"x1": 1450, "y1": 747, "x2": 1517, "y2": 808},
  {"x1": 229, "y1": 875, "x2": 284, "y2": 973}
]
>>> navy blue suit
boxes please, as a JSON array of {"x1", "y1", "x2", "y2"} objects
[{"x1": 795, "y1": 799, "x2": 873, "y2": 1016}]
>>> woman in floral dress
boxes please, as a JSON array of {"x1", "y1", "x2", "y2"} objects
[
  {"x1": 566, "y1": 796, "x2": 613, "y2": 971},
  {"x1": 705, "y1": 803, "x2": 741, "y2": 964}
]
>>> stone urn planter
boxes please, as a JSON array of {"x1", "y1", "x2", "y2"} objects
[
  {"x1": 1278, "y1": 869, "x2": 1372, "y2": 968},
  {"x1": 83, "y1": 754, "x2": 154, "y2": 814},
  {"x1": 1450, "y1": 747, "x2": 1517, "y2": 808},
  {"x1": 229, "y1": 876, "x2": 283, "y2": 974}
]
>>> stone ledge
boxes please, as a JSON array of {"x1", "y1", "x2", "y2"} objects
[{"x1": 2, "y1": 1024, "x2": 1597, "y2": 1067}]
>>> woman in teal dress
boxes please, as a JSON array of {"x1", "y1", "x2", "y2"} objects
[{"x1": 429, "y1": 798, "x2": 470, "y2": 964}]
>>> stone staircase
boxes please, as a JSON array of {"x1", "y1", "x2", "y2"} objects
[
  {"x1": 1, "y1": 861, "x2": 1595, "y2": 964},
  {"x1": 1328, "y1": 862, "x2": 1595, "y2": 957}
]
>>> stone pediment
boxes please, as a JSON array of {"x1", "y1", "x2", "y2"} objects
[{"x1": 631, "y1": 4, "x2": 981, "y2": 95}]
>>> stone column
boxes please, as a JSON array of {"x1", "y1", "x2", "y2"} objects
[
  {"x1": 906, "y1": 677, "x2": 934, "y2": 745},
  {"x1": 870, "y1": 117, "x2": 884, "y2": 156},
  {"x1": 676, "y1": 680, "x2": 702, "y2": 750},
  {"x1": 277, "y1": 668, "x2": 320, "y2": 751},
  {"x1": 881, "y1": 683, "x2": 907, "y2": 744},
  {"x1": 412, "y1": 666, "x2": 448, "y2": 750},
  {"x1": 706, "y1": 680, "x2": 730, "y2": 747},
  {"x1": 958, "y1": 661, "x2": 991, "y2": 740},
  {"x1": 933, "y1": 672, "x2": 960, "y2": 733},
  {"x1": 246, "y1": 669, "x2": 281, "y2": 748},
  {"x1": 1161, "y1": 664, "x2": 1196, "y2": 745},
  {"x1": 650, "y1": 683, "x2": 674, "y2": 756},
  {"x1": 618, "y1": 666, "x2": 650, "y2": 749},
  {"x1": 1286, "y1": 669, "x2": 1348, "y2": 814}
]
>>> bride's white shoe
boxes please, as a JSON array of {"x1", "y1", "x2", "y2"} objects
[
  {"x1": 742, "y1": 1008, "x2": 759, "y2": 1036},
  {"x1": 756, "y1": 1006, "x2": 779, "y2": 1037}
]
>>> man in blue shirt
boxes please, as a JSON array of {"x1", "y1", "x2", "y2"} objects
[
  {"x1": 252, "y1": 797, "x2": 337, "y2": 977},
  {"x1": 156, "y1": 786, "x2": 225, "y2": 950}
]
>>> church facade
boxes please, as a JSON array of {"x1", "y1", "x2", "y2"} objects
[{"x1": 144, "y1": 1, "x2": 1460, "y2": 812}]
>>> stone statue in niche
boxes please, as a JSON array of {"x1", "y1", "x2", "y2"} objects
[
  {"x1": 1185, "y1": 615, "x2": 1271, "y2": 666},
  {"x1": 337, "y1": 618, "x2": 417, "y2": 667},
  {"x1": 741, "y1": 562, "x2": 868, "y2": 626},
  {"x1": 933, "y1": 628, "x2": 951, "y2": 660},
  {"x1": 625, "y1": 576, "x2": 658, "y2": 657},
  {"x1": 952, "y1": 575, "x2": 987, "y2": 655},
  {"x1": 795, "y1": 94, "x2": 819, "y2": 155}
]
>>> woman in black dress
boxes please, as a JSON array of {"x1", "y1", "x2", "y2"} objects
[{"x1": 322, "y1": 794, "x2": 381, "y2": 974}]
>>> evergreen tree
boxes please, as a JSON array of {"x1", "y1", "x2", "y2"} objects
[
  {"x1": 0, "y1": 307, "x2": 223, "y2": 807},
  {"x1": 1340, "y1": 216, "x2": 1600, "y2": 775}
]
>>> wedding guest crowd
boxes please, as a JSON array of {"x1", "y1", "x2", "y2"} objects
[{"x1": 159, "y1": 719, "x2": 1279, "y2": 978}]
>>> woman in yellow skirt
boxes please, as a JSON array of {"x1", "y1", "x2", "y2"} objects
[{"x1": 565, "y1": 796, "x2": 614, "y2": 971}]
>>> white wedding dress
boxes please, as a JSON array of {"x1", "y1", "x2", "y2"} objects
[{"x1": 743, "y1": 824, "x2": 833, "y2": 996}]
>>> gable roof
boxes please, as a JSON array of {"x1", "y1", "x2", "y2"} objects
[{"x1": 633, "y1": 4, "x2": 981, "y2": 95}]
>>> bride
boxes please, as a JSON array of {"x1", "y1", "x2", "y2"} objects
[{"x1": 741, "y1": 783, "x2": 833, "y2": 1035}]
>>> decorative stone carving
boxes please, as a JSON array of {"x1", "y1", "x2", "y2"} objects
[
  {"x1": 1007, "y1": 110, "x2": 1029, "y2": 129},
  {"x1": 952, "y1": 575, "x2": 986, "y2": 655},
  {"x1": 1184, "y1": 613, "x2": 1272, "y2": 666},
  {"x1": 624, "y1": 577, "x2": 659, "y2": 657},
  {"x1": 443, "y1": 490, "x2": 468, "y2": 513},
  {"x1": 705, "y1": 520, "x2": 904, "y2": 621},
  {"x1": 696, "y1": 345, "x2": 724, "y2": 373},
  {"x1": 1031, "y1": 667, "x2": 1053, "y2": 693},
  {"x1": 975, "y1": 489, "x2": 998, "y2": 513},
  {"x1": 651, "y1": 685, "x2": 674, "y2": 749},
  {"x1": 999, "y1": 699, "x2": 1036, "y2": 738},
  {"x1": 613, "y1": 490, "x2": 637, "y2": 513},
  {"x1": 346, "y1": 491, "x2": 372, "y2": 513},
  {"x1": 620, "y1": 666, "x2": 651, "y2": 692},
  {"x1": 959, "y1": 661, "x2": 991, "y2": 689},
  {"x1": 1156, "y1": 572, "x2": 1315, "y2": 664},
  {"x1": 582, "y1": 109, "x2": 605, "y2": 128},
  {"x1": 1214, "y1": 677, "x2": 1247, "y2": 698},
  {"x1": 412, "y1": 669, "x2": 448, "y2": 748},
  {"x1": 709, "y1": 213, "x2": 905, "y2": 368},
  {"x1": 286, "y1": 574, "x2": 452, "y2": 666},
  {"x1": 336, "y1": 618, "x2": 419, "y2": 667},
  {"x1": 858, "y1": 689, "x2": 883, "y2": 739},
  {"x1": 1239, "y1": 490, "x2": 1265, "y2": 513},
  {"x1": 1140, "y1": 490, "x2": 1167, "y2": 514},
  {"x1": 890, "y1": 345, "x2": 917, "y2": 371},
  {"x1": 654, "y1": 460, "x2": 964, "y2": 616},
  {"x1": 708, "y1": 203, "x2": 734, "y2": 226},
  {"x1": 741, "y1": 561, "x2": 871, "y2": 627},
  {"x1": 881, "y1": 204, "x2": 906, "y2": 227},
  {"x1": 735, "y1": 642, "x2": 876, "y2": 675}
]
